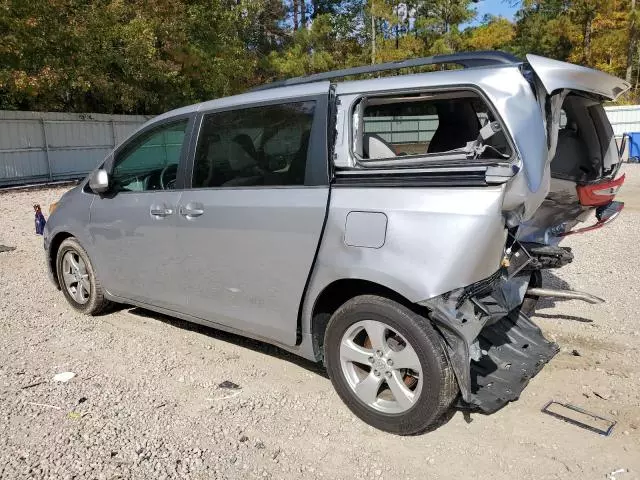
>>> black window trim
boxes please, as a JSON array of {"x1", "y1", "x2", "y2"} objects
[
  {"x1": 102, "y1": 112, "x2": 197, "y2": 193},
  {"x1": 184, "y1": 93, "x2": 329, "y2": 190}
]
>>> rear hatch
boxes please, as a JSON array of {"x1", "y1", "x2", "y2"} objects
[{"x1": 518, "y1": 55, "x2": 630, "y2": 244}]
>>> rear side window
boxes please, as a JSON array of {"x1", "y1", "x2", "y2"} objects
[
  {"x1": 355, "y1": 91, "x2": 511, "y2": 163},
  {"x1": 192, "y1": 102, "x2": 315, "y2": 188}
]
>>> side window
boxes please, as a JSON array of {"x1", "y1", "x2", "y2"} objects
[
  {"x1": 357, "y1": 92, "x2": 511, "y2": 162},
  {"x1": 362, "y1": 103, "x2": 439, "y2": 156},
  {"x1": 111, "y1": 120, "x2": 188, "y2": 192},
  {"x1": 192, "y1": 101, "x2": 315, "y2": 188}
]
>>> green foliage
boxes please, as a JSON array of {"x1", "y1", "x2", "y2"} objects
[
  {"x1": 0, "y1": 0, "x2": 266, "y2": 113},
  {"x1": 464, "y1": 16, "x2": 516, "y2": 51},
  {"x1": 2, "y1": 0, "x2": 640, "y2": 113}
]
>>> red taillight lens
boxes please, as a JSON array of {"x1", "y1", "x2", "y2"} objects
[{"x1": 576, "y1": 174, "x2": 625, "y2": 206}]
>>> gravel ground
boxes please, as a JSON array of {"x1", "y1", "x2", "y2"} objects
[{"x1": 1, "y1": 167, "x2": 639, "y2": 480}]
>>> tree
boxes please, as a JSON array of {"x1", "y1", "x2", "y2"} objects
[
  {"x1": 511, "y1": 0, "x2": 575, "y2": 59},
  {"x1": 266, "y1": 4, "x2": 367, "y2": 77},
  {"x1": 464, "y1": 15, "x2": 516, "y2": 51},
  {"x1": 570, "y1": 0, "x2": 600, "y2": 63},
  {"x1": 4, "y1": 0, "x2": 640, "y2": 113},
  {"x1": 626, "y1": 0, "x2": 638, "y2": 81},
  {"x1": 0, "y1": 0, "x2": 281, "y2": 113}
]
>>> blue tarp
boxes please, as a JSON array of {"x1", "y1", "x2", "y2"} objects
[{"x1": 627, "y1": 132, "x2": 640, "y2": 161}]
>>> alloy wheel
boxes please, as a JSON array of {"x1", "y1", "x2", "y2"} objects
[
  {"x1": 339, "y1": 319, "x2": 423, "y2": 414},
  {"x1": 61, "y1": 250, "x2": 90, "y2": 305}
]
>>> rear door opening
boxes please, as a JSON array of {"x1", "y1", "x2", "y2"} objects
[
  {"x1": 519, "y1": 56, "x2": 630, "y2": 244},
  {"x1": 554, "y1": 95, "x2": 620, "y2": 183}
]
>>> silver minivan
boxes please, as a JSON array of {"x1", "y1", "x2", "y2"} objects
[{"x1": 44, "y1": 52, "x2": 628, "y2": 435}]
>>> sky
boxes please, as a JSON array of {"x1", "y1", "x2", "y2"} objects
[{"x1": 471, "y1": 0, "x2": 519, "y2": 25}]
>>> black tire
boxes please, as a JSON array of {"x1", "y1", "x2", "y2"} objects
[
  {"x1": 520, "y1": 270, "x2": 542, "y2": 318},
  {"x1": 56, "y1": 237, "x2": 112, "y2": 315},
  {"x1": 324, "y1": 295, "x2": 458, "y2": 435}
]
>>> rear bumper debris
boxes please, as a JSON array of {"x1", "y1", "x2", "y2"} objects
[
  {"x1": 467, "y1": 310, "x2": 559, "y2": 412},
  {"x1": 557, "y1": 200, "x2": 624, "y2": 237},
  {"x1": 525, "y1": 287, "x2": 604, "y2": 305},
  {"x1": 521, "y1": 244, "x2": 574, "y2": 270},
  {"x1": 423, "y1": 272, "x2": 559, "y2": 413}
]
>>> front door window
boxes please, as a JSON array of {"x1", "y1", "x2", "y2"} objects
[{"x1": 111, "y1": 120, "x2": 188, "y2": 192}]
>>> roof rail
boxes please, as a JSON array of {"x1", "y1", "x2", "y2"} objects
[{"x1": 251, "y1": 51, "x2": 521, "y2": 92}]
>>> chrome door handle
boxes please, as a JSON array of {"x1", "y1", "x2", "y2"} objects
[
  {"x1": 179, "y1": 204, "x2": 204, "y2": 218},
  {"x1": 150, "y1": 206, "x2": 174, "y2": 217}
]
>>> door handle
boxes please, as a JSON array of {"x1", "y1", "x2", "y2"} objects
[
  {"x1": 180, "y1": 203, "x2": 204, "y2": 218},
  {"x1": 150, "y1": 206, "x2": 174, "y2": 217}
]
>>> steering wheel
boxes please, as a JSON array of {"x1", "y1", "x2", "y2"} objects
[{"x1": 160, "y1": 164, "x2": 178, "y2": 190}]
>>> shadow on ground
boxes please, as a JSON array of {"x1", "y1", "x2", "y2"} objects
[
  {"x1": 101, "y1": 267, "x2": 598, "y2": 435},
  {"x1": 124, "y1": 306, "x2": 328, "y2": 379},
  {"x1": 531, "y1": 271, "x2": 595, "y2": 323}
]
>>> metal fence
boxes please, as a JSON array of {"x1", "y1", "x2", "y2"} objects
[
  {"x1": 364, "y1": 115, "x2": 439, "y2": 145},
  {"x1": 604, "y1": 105, "x2": 640, "y2": 138},
  {"x1": 0, "y1": 110, "x2": 150, "y2": 186}
]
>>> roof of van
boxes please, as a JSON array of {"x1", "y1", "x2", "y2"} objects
[
  {"x1": 147, "y1": 51, "x2": 522, "y2": 126},
  {"x1": 251, "y1": 50, "x2": 520, "y2": 91}
]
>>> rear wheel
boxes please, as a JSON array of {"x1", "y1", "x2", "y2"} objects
[
  {"x1": 56, "y1": 237, "x2": 111, "y2": 315},
  {"x1": 324, "y1": 295, "x2": 458, "y2": 435}
]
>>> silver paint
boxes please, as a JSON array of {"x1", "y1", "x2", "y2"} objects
[
  {"x1": 88, "y1": 168, "x2": 109, "y2": 193},
  {"x1": 339, "y1": 319, "x2": 423, "y2": 414},
  {"x1": 172, "y1": 187, "x2": 329, "y2": 346},
  {"x1": 344, "y1": 211, "x2": 387, "y2": 248},
  {"x1": 303, "y1": 186, "x2": 508, "y2": 308},
  {"x1": 526, "y1": 54, "x2": 631, "y2": 100},
  {"x1": 88, "y1": 190, "x2": 186, "y2": 309}
]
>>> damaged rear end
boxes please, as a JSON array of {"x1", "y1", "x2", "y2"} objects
[
  {"x1": 422, "y1": 272, "x2": 559, "y2": 412},
  {"x1": 422, "y1": 56, "x2": 630, "y2": 412},
  {"x1": 328, "y1": 53, "x2": 629, "y2": 415},
  {"x1": 516, "y1": 56, "x2": 629, "y2": 305}
]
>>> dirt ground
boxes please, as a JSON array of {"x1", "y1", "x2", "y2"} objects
[{"x1": 1, "y1": 167, "x2": 639, "y2": 480}]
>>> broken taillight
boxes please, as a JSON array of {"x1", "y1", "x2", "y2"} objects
[
  {"x1": 576, "y1": 174, "x2": 625, "y2": 206},
  {"x1": 557, "y1": 201, "x2": 624, "y2": 237}
]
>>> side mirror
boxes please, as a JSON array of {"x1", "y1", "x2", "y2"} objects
[{"x1": 89, "y1": 169, "x2": 110, "y2": 194}]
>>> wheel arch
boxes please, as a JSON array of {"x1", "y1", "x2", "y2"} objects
[
  {"x1": 48, "y1": 231, "x2": 75, "y2": 288},
  {"x1": 309, "y1": 278, "x2": 428, "y2": 362}
]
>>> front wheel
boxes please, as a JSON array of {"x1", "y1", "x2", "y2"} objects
[
  {"x1": 324, "y1": 295, "x2": 458, "y2": 435},
  {"x1": 56, "y1": 237, "x2": 111, "y2": 315}
]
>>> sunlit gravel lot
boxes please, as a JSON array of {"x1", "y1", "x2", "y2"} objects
[{"x1": 1, "y1": 167, "x2": 639, "y2": 479}]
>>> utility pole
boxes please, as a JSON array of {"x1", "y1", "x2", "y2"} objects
[
  {"x1": 371, "y1": 1, "x2": 376, "y2": 64},
  {"x1": 627, "y1": 0, "x2": 637, "y2": 83}
]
